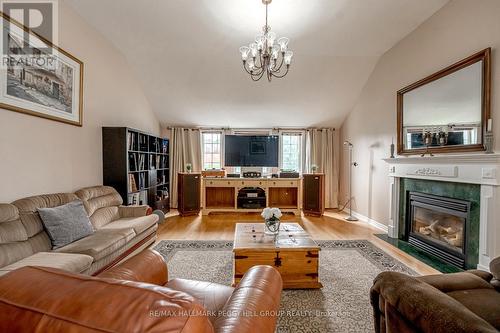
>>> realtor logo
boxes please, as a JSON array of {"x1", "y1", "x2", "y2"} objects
[{"x1": 1, "y1": 0, "x2": 58, "y2": 55}]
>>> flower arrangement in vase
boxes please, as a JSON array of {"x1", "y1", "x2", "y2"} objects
[{"x1": 261, "y1": 207, "x2": 282, "y2": 235}]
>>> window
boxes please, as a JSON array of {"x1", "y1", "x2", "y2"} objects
[
  {"x1": 202, "y1": 132, "x2": 222, "y2": 170},
  {"x1": 281, "y1": 133, "x2": 302, "y2": 172}
]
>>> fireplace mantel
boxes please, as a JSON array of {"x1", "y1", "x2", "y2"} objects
[{"x1": 383, "y1": 153, "x2": 500, "y2": 271}]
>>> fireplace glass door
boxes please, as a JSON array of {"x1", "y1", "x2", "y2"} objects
[
  {"x1": 412, "y1": 206, "x2": 465, "y2": 254},
  {"x1": 407, "y1": 192, "x2": 470, "y2": 268}
]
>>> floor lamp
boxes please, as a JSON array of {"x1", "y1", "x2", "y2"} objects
[{"x1": 344, "y1": 141, "x2": 358, "y2": 221}]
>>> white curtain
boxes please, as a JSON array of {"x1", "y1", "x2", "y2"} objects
[
  {"x1": 169, "y1": 128, "x2": 202, "y2": 208},
  {"x1": 304, "y1": 129, "x2": 340, "y2": 209}
]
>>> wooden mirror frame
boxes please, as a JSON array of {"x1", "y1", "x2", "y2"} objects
[{"x1": 397, "y1": 48, "x2": 491, "y2": 155}]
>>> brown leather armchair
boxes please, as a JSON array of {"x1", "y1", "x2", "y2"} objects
[
  {"x1": 370, "y1": 256, "x2": 500, "y2": 333},
  {"x1": 0, "y1": 249, "x2": 283, "y2": 333}
]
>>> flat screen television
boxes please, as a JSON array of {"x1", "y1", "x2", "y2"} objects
[{"x1": 225, "y1": 135, "x2": 279, "y2": 167}]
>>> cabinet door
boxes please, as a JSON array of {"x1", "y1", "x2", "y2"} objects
[
  {"x1": 182, "y1": 174, "x2": 200, "y2": 211},
  {"x1": 303, "y1": 175, "x2": 322, "y2": 212}
]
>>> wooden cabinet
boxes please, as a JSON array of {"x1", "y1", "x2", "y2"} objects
[
  {"x1": 302, "y1": 174, "x2": 325, "y2": 216},
  {"x1": 201, "y1": 177, "x2": 301, "y2": 215},
  {"x1": 178, "y1": 173, "x2": 201, "y2": 216}
]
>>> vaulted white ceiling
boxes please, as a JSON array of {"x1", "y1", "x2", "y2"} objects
[{"x1": 66, "y1": 0, "x2": 448, "y2": 128}]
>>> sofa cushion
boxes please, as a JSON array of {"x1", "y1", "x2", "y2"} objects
[
  {"x1": 0, "y1": 252, "x2": 93, "y2": 276},
  {"x1": 0, "y1": 242, "x2": 34, "y2": 268},
  {"x1": 166, "y1": 278, "x2": 234, "y2": 323},
  {"x1": 100, "y1": 215, "x2": 158, "y2": 235},
  {"x1": 0, "y1": 266, "x2": 214, "y2": 333},
  {"x1": 0, "y1": 204, "x2": 27, "y2": 243},
  {"x1": 13, "y1": 193, "x2": 79, "y2": 238},
  {"x1": 447, "y1": 288, "x2": 500, "y2": 330},
  {"x1": 38, "y1": 200, "x2": 94, "y2": 249},
  {"x1": 55, "y1": 228, "x2": 135, "y2": 261},
  {"x1": 75, "y1": 186, "x2": 123, "y2": 229}
]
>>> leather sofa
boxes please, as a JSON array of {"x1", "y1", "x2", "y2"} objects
[
  {"x1": 370, "y1": 256, "x2": 500, "y2": 333},
  {"x1": 0, "y1": 186, "x2": 158, "y2": 276},
  {"x1": 0, "y1": 249, "x2": 283, "y2": 333}
]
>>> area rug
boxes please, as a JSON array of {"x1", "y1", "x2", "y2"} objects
[{"x1": 154, "y1": 240, "x2": 416, "y2": 333}]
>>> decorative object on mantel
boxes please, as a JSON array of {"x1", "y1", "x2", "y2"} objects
[
  {"x1": 485, "y1": 118, "x2": 494, "y2": 154},
  {"x1": 185, "y1": 163, "x2": 192, "y2": 173},
  {"x1": 390, "y1": 137, "x2": 395, "y2": 158},
  {"x1": 397, "y1": 48, "x2": 491, "y2": 155},
  {"x1": 261, "y1": 207, "x2": 282, "y2": 235},
  {"x1": 311, "y1": 164, "x2": 318, "y2": 173},
  {"x1": 421, "y1": 131, "x2": 434, "y2": 157},
  {"x1": 343, "y1": 141, "x2": 358, "y2": 221},
  {"x1": 239, "y1": 0, "x2": 293, "y2": 82}
]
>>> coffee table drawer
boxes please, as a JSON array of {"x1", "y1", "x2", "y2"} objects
[{"x1": 233, "y1": 249, "x2": 321, "y2": 289}]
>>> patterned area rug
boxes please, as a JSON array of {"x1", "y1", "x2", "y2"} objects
[{"x1": 154, "y1": 240, "x2": 416, "y2": 333}]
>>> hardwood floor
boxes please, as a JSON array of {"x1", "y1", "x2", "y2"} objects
[{"x1": 157, "y1": 209, "x2": 440, "y2": 275}]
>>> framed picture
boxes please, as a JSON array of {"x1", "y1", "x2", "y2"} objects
[{"x1": 0, "y1": 12, "x2": 83, "y2": 126}]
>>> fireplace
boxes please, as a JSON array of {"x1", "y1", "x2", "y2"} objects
[{"x1": 407, "y1": 192, "x2": 470, "y2": 269}]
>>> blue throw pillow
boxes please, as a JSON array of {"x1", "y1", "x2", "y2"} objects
[{"x1": 38, "y1": 200, "x2": 94, "y2": 249}]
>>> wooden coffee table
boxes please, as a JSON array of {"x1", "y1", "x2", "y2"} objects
[{"x1": 233, "y1": 222, "x2": 322, "y2": 289}]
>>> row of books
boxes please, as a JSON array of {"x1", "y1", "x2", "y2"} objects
[
  {"x1": 157, "y1": 173, "x2": 167, "y2": 185},
  {"x1": 129, "y1": 153, "x2": 147, "y2": 171},
  {"x1": 149, "y1": 155, "x2": 168, "y2": 169},
  {"x1": 156, "y1": 189, "x2": 169, "y2": 201},
  {"x1": 128, "y1": 190, "x2": 148, "y2": 205},
  {"x1": 128, "y1": 173, "x2": 147, "y2": 192}
]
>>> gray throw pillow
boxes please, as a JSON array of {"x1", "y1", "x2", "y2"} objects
[{"x1": 38, "y1": 200, "x2": 94, "y2": 249}]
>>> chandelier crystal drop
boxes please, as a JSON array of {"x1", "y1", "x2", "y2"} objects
[{"x1": 239, "y1": 0, "x2": 293, "y2": 82}]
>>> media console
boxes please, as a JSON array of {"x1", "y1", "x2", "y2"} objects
[{"x1": 201, "y1": 177, "x2": 301, "y2": 215}]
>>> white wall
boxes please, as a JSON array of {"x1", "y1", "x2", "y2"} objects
[
  {"x1": 0, "y1": 1, "x2": 160, "y2": 202},
  {"x1": 339, "y1": 0, "x2": 500, "y2": 225}
]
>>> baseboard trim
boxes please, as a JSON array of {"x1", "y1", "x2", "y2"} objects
[{"x1": 343, "y1": 209, "x2": 389, "y2": 233}]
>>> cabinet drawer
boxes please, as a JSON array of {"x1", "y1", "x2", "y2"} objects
[
  {"x1": 205, "y1": 180, "x2": 235, "y2": 187},
  {"x1": 268, "y1": 180, "x2": 299, "y2": 187},
  {"x1": 238, "y1": 180, "x2": 267, "y2": 188}
]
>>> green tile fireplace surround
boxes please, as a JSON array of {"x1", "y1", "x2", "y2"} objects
[{"x1": 395, "y1": 178, "x2": 480, "y2": 271}]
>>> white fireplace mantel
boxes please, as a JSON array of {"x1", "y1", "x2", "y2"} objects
[{"x1": 383, "y1": 153, "x2": 500, "y2": 271}]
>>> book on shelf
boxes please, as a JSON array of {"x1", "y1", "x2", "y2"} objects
[
  {"x1": 139, "y1": 190, "x2": 148, "y2": 205},
  {"x1": 128, "y1": 192, "x2": 140, "y2": 205},
  {"x1": 128, "y1": 174, "x2": 138, "y2": 192},
  {"x1": 127, "y1": 132, "x2": 135, "y2": 151}
]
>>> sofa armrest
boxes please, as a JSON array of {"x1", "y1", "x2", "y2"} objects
[
  {"x1": 213, "y1": 265, "x2": 282, "y2": 333},
  {"x1": 98, "y1": 249, "x2": 168, "y2": 285},
  {"x1": 371, "y1": 272, "x2": 497, "y2": 333},
  {"x1": 118, "y1": 205, "x2": 149, "y2": 218}
]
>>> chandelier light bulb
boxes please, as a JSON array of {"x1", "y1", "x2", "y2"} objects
[
  {"x1": 271, "y1": 45, "x2": 280, "y2": 59},
  {"x1": 277, "y1": 37, "x2": 289, "y2": 52},
  {"x1": 266, "y1": 32, "x2": 277, "y2": 48},
  {"x1": 255, "y1": 35, "x2": 265, "y2": 51},
  {"x1": 284, "y1": 51, "x2": 294, "y2": 65},
  {"x1": 249, "y1": 43, "x2": 258, "y2": 57},
  {"x1": 239, "y1": 0, "x2": 293, "y2": 82},
  {"x1": 248, "y1": 58, "x2": 256, "y2": 70},
  {"x1": 239, "y1": 46, "x2": 250, "y2": 61}
]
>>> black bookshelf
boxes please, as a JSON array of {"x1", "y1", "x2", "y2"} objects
[{"x1": 102, "y1": 127, "x2": 170, "y2": 212}]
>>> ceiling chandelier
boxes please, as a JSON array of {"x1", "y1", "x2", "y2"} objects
[{"x1": 239, "y1": 0, "x2": 293, "y2": 82}]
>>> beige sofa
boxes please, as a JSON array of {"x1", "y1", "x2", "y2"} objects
[{"x1": 0, "y1": 186, "x2": 158, "y2": 277}]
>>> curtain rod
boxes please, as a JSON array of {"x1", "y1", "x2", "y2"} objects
[{"x1": 164, "y1": 126, "x2": 336, "y2": 131}]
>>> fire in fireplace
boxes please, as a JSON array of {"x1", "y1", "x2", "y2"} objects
[{"x1": 407, "y1": 192, "x2": 470, "y2": 269}]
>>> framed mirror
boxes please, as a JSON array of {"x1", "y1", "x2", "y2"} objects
[{"x1": 397, "y1": 48, "x2": 491, "y2": 155}]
